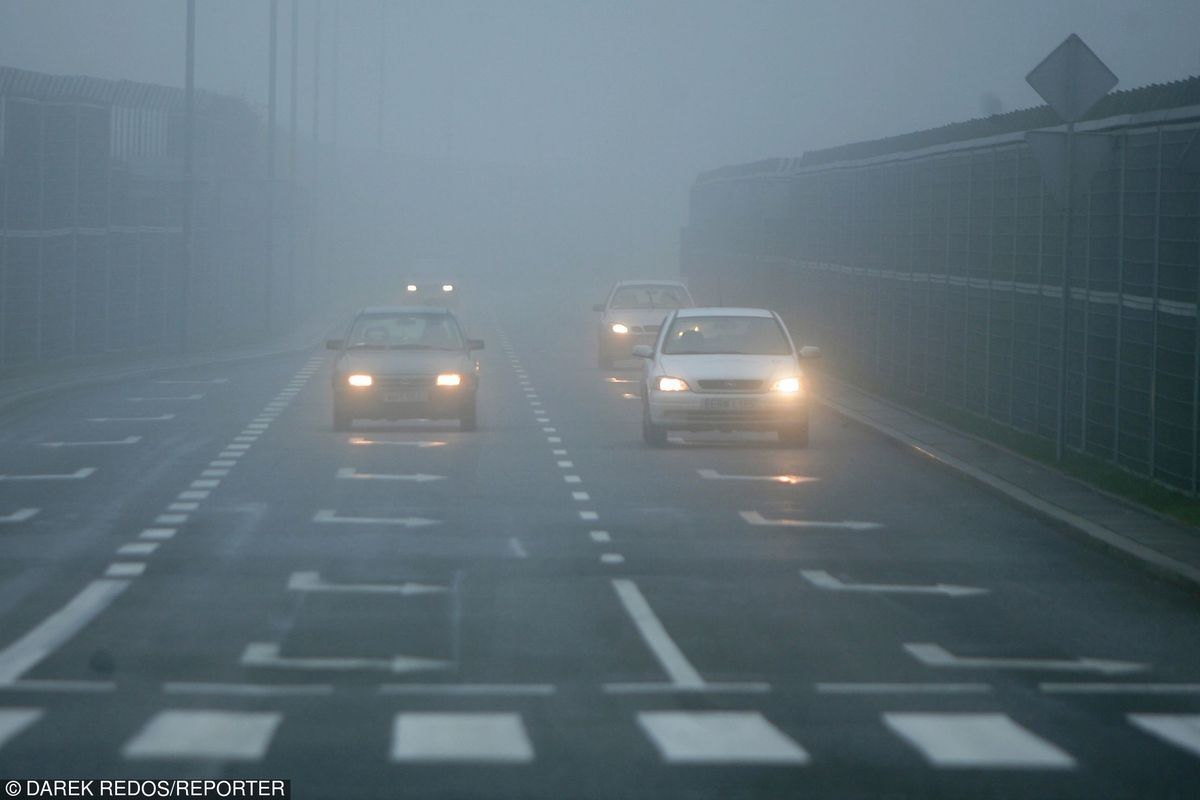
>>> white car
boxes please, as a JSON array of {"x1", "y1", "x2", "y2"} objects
[
  {"x1": 633, "y1": 307, "x2": 820, "y2": 447},
  {"x1": 593, "y1": 280, "x2": 694, "y2": 368}
]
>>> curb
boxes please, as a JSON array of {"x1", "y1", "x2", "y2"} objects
[{"x1": 818, "y1": 395, "x2": 1200, "y2": 595}]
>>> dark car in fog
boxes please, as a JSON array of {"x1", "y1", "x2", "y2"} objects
[{"x1": 326, "y1": 307, "x2": 483, "y2": 431}]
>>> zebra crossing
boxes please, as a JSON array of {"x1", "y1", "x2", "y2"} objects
[{"x1": 2, "y1": 706, "x2": 1199, "y2": 768}]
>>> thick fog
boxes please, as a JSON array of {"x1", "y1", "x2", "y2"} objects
[{"x1": 2, "y1": 0, "x2": 1199, "y2": 300}]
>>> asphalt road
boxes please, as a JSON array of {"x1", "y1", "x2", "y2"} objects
[{"x1": 1, "y1": 292, "x2": 1198, "y2": 799}]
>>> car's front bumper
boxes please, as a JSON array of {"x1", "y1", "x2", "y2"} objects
[
  {"x1": 335, "y1": 382, "x2": 475, "y2": 420},
  {"x1": 647, "y1": 390, "x2": 808, "y2": 430}
]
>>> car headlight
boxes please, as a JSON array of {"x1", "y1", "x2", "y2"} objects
[
  {"x1": 436, "y1": 373, "x2": 463, "y2": 387},
  {"x1": 347, "y1": 374, "x2": 373, "y2": 387},
  {"x1": 656, "y1": 376, "x2": 689, "y2": 392},
  {"x1": 442, "y1": 284, "x2": 454, "y2": 292},
  {"x1": 771, "y1": 376, "x2": 802, "y2": 394},
  {"x1": 406, "y1": 284, "x2": 417, "y2": 292},
  {"x1": 611, "y1": 323, "x2": 629, "y2": 334}
]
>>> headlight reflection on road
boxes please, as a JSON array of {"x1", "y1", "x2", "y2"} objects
[
  {"x1": 605, "y1": 377, "x2": 637, "y2": 384},
  {"x1": 349, "y1": 437, "x2": 447, "y2": 447}
]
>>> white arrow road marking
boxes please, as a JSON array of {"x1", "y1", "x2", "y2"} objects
[
  {"x1": 287, "y1": 571, "x2": 446, "y2": 596},
  {"x1": 88, "y1": 414, "x2": 175, "y2": 422},
  {"x1": 699, "y1": 469, "x2": 817, "y2": 484},
  {"x1": 740, "y1": 510, "x2": 881, "y2": 531},
  {"x1": 312, "y1": 509, "x2": 440, "y2": 528},
  {"x1": 240, "y1": 643, "x2": 448, "y2": 674},
  {"x1": 336, "y1": 467, "x2": 445, "y2": 482},
  {"x1": 0, "y1": 468, "x2": 96, "y2": 482},
  {"x1": 0, "y1": 509, "x2": 39, "y2": 524},
  {"x1": 153, "y1": 378, "x2": 228, "y2": 384},
  {"x1": 127, "y1": 394, "x2": 204, "y2": 401},
  {"x1": 41, "y1": 436, "x2": 141, "y2": 448},
  {"x1": 801, "y1": 570, "x2": 988, "y2": 597},
  {"x1": 1128, "y1": 714, "x2": 1200, "y2": 758},
  {"x1": 904, "y1": 643, "x2": 1147, "y2": 675},
  {"x1": 348, "y1": 438, "x2": 446, "y2": 447}
]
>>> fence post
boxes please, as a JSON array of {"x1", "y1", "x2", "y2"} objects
[
  {"x1": 1080, "y1": 166, "x2": 1094, "y2": 453},
  {"x1": 1114, "y1": 132, "x2": 1127, "y2": 468},
  {"x1": 1148, "y1": 127, "x2": 1164, "y2": 479},
  {"x1": 1036, "y1": 180, "x2": 1046, "y2": 434}
]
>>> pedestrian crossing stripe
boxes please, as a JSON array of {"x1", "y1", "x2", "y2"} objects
[{"x1": 122, "y1": 710, "x2": 282, "y2": 761}]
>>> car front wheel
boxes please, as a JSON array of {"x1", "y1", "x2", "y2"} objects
[{"x1": 642, "y1": 403, "x2": 667, "y2": 447}]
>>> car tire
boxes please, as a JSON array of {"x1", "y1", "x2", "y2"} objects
[
  {"x1": 459, "y1": 394, "x2": 478, "y2": 432},
  {"x1": 779, "y1": 418, "x2": 809, "y2": 448},
  {"x1": 642, "y1": 405, "x2": 668, "y2": 447},
  {"x1": 333, "y1": 402, "x2": 352, "y2": 432}
]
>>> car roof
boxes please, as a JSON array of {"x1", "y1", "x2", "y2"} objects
[
  {"x1": 358, "y1": 306, "x2": 454, "y2": 315},
  {"x1": 674, "y1": 307, "x2": 775, "y2": 319}
]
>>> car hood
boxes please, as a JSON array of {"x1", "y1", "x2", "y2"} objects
[
  {"x1": 657, "y1": 353, "x2": 799, "y2": 382},
  {"x1": 604, "y1": 309, "x2": 675, "y2": 328},
  {"x1": 336, "y1": 350, "x2": 472, "y2": 376}
]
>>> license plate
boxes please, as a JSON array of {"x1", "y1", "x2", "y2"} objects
[
  {"x1": 703, "y1": 397, "x2": 759, "y2": 411},
  {"x1": 383, "y1": 389, "x2": 428, "y2": 403}
]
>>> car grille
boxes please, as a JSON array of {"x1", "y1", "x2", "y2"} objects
[
  {"x1": 697, "y1": 379, "x2": 764, "y2": 392},
  {"x1": 374, "y1": 376, "x2": 434, "y2": 388}
]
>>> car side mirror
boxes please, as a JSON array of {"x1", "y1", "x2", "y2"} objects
[
  {"x1": 592, "y1": 304, "x2": 605, "y2": 312},
  {"x1": 799, "y1": 345, "x2": 822, "y2": 360},
  {"x1": 325, "y1": 339, "x2": 344, "y2": 350},
  {"x1": 467, "y1": 339, "x2": 485, "y2": 351},
  {"x1": 631, "y1": 344, "x2": 654, "y2": 359}
]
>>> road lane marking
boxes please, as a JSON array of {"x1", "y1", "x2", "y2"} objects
[
  {"x1": 127, "y1": 394, "x2": 204, "y2": 402},
  {"x1": 590, "y1": 530, "x2": 611, "y2": 543},
  {"x1": 156, "y1": 515, "x2": 188, "y2": 525},
  {"x1": 801, "y1": 570, "x2": 988, "y2": 597},
  {"x1": 336, "y1": 468, "x2": 444, "y2": 482},
  {"x1": 226, "y1": 444, "x2": 251, "y2": 450},
  {"x1": 140, "y1": 528, "x2": 177, "y2": 540},
  {"x1": 123, "y1": 710, "x2": 281, "y2": 761},
  {"x1": 0, "y1": 580, "x2": 129, "y2": 684},
  {"x1": 0, "y1": 509, "x2": 39, "y2": 524},
  {"x1": 117, "y1": 543, "x2": 159, "y2": 556},
  {"x1": 191, "y1": 480, "x2": 220, "y2": 489},
  {"x1": 1127, "y1": 714, "x2": 1200, "y2": 758},
  {"x1": 163, "y1": 682, "x2": 334, "y2": 697},
  {"x1": 288, "y1": 571, "x2": 446, "y2": 596},
  {"x1": 542, "y1": 427, "x2": 556, "y2": 432},
  {"x1": 564, "y1": 475, "x2": 582, "y2": 483},
  {"x1": 0, "y1": 468, "x2": 96, "y2": 482},
  {"x1": 88, "y1": 415, "x2": 175, "y2": 422},
  {"x1": 552, "y1": 449, "x2": 567, "y2": 456},
  {"x1": 153, "y1": 378, "x2": 228, "y2": 384},
  {"x1": 106, "y1": 563, "x2": 146, "y2": 578},
  {"x1": 638, "y1": 711, "x2": 809, "y2": 765},
  {"x1": 41, "y1": 436, "x2": 141, "y2": 448},
  {"x1": 391, "y1": 713, "x2": 534, "y2": 763},
  {"x1": 313, "y1": 510, "x2": 439, "y2": 527},
  {"x1": 0, "y1": 708, "x2": 43, "y2": 749},
  {"x1": 218, "y1": 451, "x2": 243, "y2": 459},
  {"x1": 884, "y1": 713, "x2": 1075, "y2": 769},
  {"x1": 201, "y1": 469, "x2": 229, "y2": 477},
  {"x1": 739, "y1": 511, "x2": 881, "y2": 531},
  {"x1": 348, "y1": 437, "x2": 446, "y2": 448},
  {"x1": 0, "y1": 680, "x2": 113, "y2": 693},
  {"x1": 210, "y1": 460, "x2": 237, "y2": 467},
  {"x1": 547, "y1": 437, "x2": 562, "y2": 443},
  {"x1": 817, "y1": 683, "x2": 993, "y2": 695},
  {"x1": 572, "y1": 493, "x2": 590, "y2": 502},
  {"x1": 234, "y1": 436, "x2": 258, "y2": 443},
  {"x1": 240, "y1": 643, "x2": 447, "y2": 674},
  {"x1": 536, "y1": 417, "x2": 550, "y2": 423},
  {"x1": 601, "y1": 554, "x2": 625, "y2": 564},
  {"x1": 178, "y1": 491, "x2": 209, "y2": 501},
  {"x1": 380, "y1": 684, "x2": 555, "y2": 696},
  {"x1": 904, "y1": 643, "x2": 1147, "y2": 674},
  {"x1": 508, "y1": 538, "x2": 528, "y2": 559},
  {"x1": 699, "y1": 469, "x2": 817, "y2": 484},
  {"x1": 612, "y1": 579, "x2": 704, "y2": 688},
  {"x1": 1041, "y1": 683, "x2": 1200, "y2": 694},
  {"x1": 579, "y1": 511, "x2": 598, "y2": 520},
  {"x1": 557, "y1": 461, "x2": 574, "y2": 468}
]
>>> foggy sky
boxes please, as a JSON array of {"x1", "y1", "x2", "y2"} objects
[{"x1": 2, "y1": 1, "x2": 1198, "y2": 277}]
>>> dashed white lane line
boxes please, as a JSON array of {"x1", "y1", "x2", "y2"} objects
[
  {"x1": 391, "y1": 713, "x2": 534, "y2": 763},
  {"x1": 218, "y1": 451, "x2": 244, "y2": 459},
  {"x1": 579, "y1": 510, "x2": 598, "y2": 521},
  {"x1": 883, "y1": 713, "x2": 1075, "y2": 769},
  {"x1": 127, "y1": 394, "x2": 204, "y2": 402},
  {"x1": 178, "y1": 491, "x2": 209, "y2": 501},
  {"x1": 557, "y1": 461, "x2": 574, "y2": 468},
  {"x1": 590, "y1": 531, "x2": 611, "y2": 543},
  {"x1": 0, "y1": 708, "x2": 43, "y2": 748},
  {"x1": 638, "y1": 711, "x2": 809, "y2": 765},
  {"x1": 117, "y1": 542, "x2": 160, "y2": 556},
  {"x1": 313, "y1": 510, "x2": 440, "y2": 528},
  {"x1": 1128, "y1": 714, "x2": 1200, "y2": 758},
  {"x1": 201, "y1": 469, "x2": 229, "y2": 477},
  {"x1": 88, "y1": 414, "x2": 175, "y2": 422},
  {"x1": 508, "y1": 538, "x2": 529, "y2": 559},
  {"x1": 564, "y1": 475, "x2": 582, "y2": 484},
  {"x1": 140, "y1": 528, "x2": 177, "y2": 540},
  {"x1": 155, "y1": 514, "x2": 188, "y2": 525},
  {"x1": 0, "y1": 580, "x2": 129, "y2": 685},
  {"x1": 105, "y1": 563, "x2": 146, "y2": 578},
  {"x1": 552, "y1": 449, "x2": 567, "y2": 456},
  {"x1": 167, "y1": 503, "x2": 199, "y2": 512},
  {"x1": 210, "y1": 460, "x2": 237, "y2": 467},
  {"x1": 40, "y1": 436, "x2": 141, "y2": 448},
  {"x1": 0, "y1": 468, "x2": 96, "y2": 482},
  {"x1": 191, "y1": 480, "x2": 220, "y2": 489},
  {"x1": 572, "y1": 492, "x2": 590, "y2": 501},
  {"x1": 601, "y1": 553, "x2": 625, "y2": 565},
  {"x1": 548, "y1": 437, "x2": 562, "y2": 443},
  {"x1": 123, "y1": 710, "x2": 282, "y2": 761},
  {"x1": 0, "y1": 509, "x2": 39, "y2": 524}
]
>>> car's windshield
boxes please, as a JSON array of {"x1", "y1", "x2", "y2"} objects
[
  {"x1": 662, "y1": 315, "x2": 792, "y2": 355},
  {"x1": 610, "y1": 285, "x2": 691, "y2": 310},
  {"x1": 346, "y1": 314, "x2": 464, "y2": 350}
]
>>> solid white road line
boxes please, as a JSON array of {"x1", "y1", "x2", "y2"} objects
[
  {"x1": 287, "y1": 571, "x2": 445, "y2": 596},
  {"x1": 0, "y1": 580, "x2": 129, "y2": 684},
  {"x1": 162, "y1": 682, "x2": 334, "y2": 697},
  {"x1": 0, "y1": 468, "x2": 96, "y2": 482},
  {"x1": 88, "y1": 414, "x2": 175, "y2": 422},
  {"x1": 240, "y1": 643, "x2": 447, "y2": 674},
  {"x1": 312, "y1": 510, "x2": 439, "y2": 528},
  {"x1": 637, "y1": 711, "x2": 809, "y2": 765},
  {"x1": 884, "y1": 713, "x2": 1075, "y2": 769},
  {"x1": 816, "y1": 682, "x2": 993, "y2": 695},
  {"x1": 801, "y1": 570, "x2": 988, "y2": 597},
  {"x1": 123, "y1": 710, "x2": 282, "y2": 761},
  {"x1": 0, "y1": 509, "x2": 39, "y2": 524},
  {"x1": 1040, "y1": 683, "x2": 1200, "y2": 694},
  {"x1": 698, "y1": 469, "x2": 817, "y2": 484},
  {"x1": 336, "y1": 467, "x2": 444, "y2": 482},
  {"x1": 1127, "y1": 714, "x2": 1200, "y2": 758},
  {"x1": 0, "y1": 708, "x2": 42, "y2": 749},
  {"x1": 41, "y1": 436, "x2": 141, "y2": 448},
  {"x1": 612, "y1": 579, "x2": 704, "y2": 688},
  {"x1": 904, "y1": 643, "x2": 1146, "y2": 675},
  {"x1": 380, "y1": 683, "x2": 556, "y2": 696},
  {"x1": 391, "y1": 713, "x2": 534, "y2": 763},
  {"x1": 740, "y1": 511, "x2": 881, "y2": 531}
]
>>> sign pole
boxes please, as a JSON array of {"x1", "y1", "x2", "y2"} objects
[{"x1": 1056, "y1": 121, "x2": 1075, "y2": 461}]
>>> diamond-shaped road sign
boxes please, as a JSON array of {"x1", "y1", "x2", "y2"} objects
[
  {"x1": 1026, "y1": 34, "x2": 1118, "y2": 122},
  {"x1": 1024, "y1": 130, "x2": 1116, "y2": 210}
]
